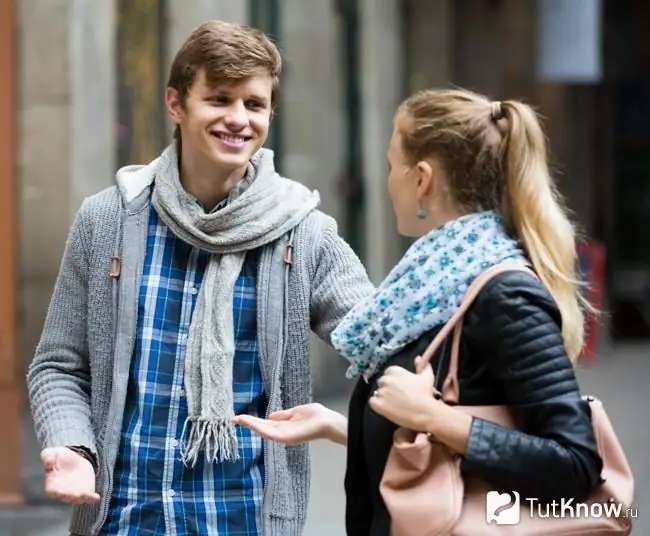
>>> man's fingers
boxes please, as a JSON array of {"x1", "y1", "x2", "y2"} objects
[
  {"x1": 234, "y1": 414, "x2": 313, "y2": 444},
  {"x1": 78, "y1": 492, "x2": 101, "y2": 504},
  {"x1": 232, "y1": 415, "x2": 252, "y2": 426},
  {"x1": 234, "y1": 415, "x2": 277, "y2": 426},
  {"x1": 235, "y1": 415, "x2": 276, "y2": 428},
  {"x1": 65, "y1": 492, "x2": 100, "y2": 505},
  {"x1": 45, "y1": 488, "x2": 74, "y2": 503},
  {"x1": 268, "y1": 409, "x2": 294, "y2": 421},
  {"x1": 40, "y1": 449, "x2": 56, "y2": 472},
  {"x1": 234, "y1": 416, "x2": 279, "y2": 437},
  {"x1": 46, "y1": 486, "x2": 100, "y2": 504}
]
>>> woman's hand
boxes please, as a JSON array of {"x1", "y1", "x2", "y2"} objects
[
  {"x1": 233, "y1": 403, "x2": 348, "y2": 446},
  {"x1": 369, "y1": 356, "x2": 438, "y2": 431},
  {"x1": 370, "y1": 356, "x2": 473, "y2": 454}
]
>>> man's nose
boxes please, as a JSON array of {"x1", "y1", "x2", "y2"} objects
[{"x1": 224, "y1": 101, "x2": 248, "y2": 128}]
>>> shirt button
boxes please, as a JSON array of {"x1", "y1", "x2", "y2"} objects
[
  {"x1": 178, "y1": 388, "x2": 185, "y2": 397},
  {"x1": 168, "y1": 489, "x2": 175, "y2": 497},
  {"x1": 171, "y1": 439, "x2": 179, "y2": 448},
  {"x1": 190, "y1": 287, "x2": 198, "y2": 295}
]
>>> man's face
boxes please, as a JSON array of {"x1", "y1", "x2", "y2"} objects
[{"x1": 166, "y1": 70, "x2": 273, "y2": 171}]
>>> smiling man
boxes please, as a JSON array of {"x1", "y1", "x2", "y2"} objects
[{"x1": 27, "y1": 21, "x2": 374, "y2": 536}]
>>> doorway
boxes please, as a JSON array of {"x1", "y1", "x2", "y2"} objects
[{"x1": 605, "y1": 0, "x2": 650, "y2": 339}]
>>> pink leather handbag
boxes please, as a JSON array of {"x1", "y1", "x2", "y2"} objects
[{"x1": 380, "y1": 262, "x2": 635, "y2": 535}]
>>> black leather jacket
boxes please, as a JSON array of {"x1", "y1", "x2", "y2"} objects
[{"x1": 344, "y1": 270, "x2": 604, "y2": 536}]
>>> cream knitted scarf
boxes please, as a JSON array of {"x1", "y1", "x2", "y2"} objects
[{"x1": 151, "y1": 143, "x2": 320, "y2": 466}]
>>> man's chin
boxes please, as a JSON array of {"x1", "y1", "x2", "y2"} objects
[{"x1": 210, "y1": 152, "x2": 251, "y2": 171}]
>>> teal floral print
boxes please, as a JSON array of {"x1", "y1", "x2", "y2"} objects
[{"x1": 331, "y1": 210, "x2": 527, "y2": 380}]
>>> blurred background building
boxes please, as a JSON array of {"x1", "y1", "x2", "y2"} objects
[{"x1": 0, "y1": 0, "x2": 648, "y2": 530}]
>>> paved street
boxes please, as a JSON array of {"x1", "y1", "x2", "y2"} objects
[{"x1": 3, "y1": 343, "x2": 647, "y2": 535}]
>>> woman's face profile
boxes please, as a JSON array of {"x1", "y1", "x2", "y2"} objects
[{"x1": 387, "y1": 123, "x2": 420, "y2": 237}]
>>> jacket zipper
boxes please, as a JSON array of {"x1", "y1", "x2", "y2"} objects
[
  {"x1": 262, "y1": 233, "x2": 294, "y2": 528},
  {"x1": 94, "y1": 212, "x2": 142, "y2": 535}
]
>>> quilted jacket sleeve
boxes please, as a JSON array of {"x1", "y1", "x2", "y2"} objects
[{"x1": 460, "y1": 271, "x2": 604, "y2": 503}]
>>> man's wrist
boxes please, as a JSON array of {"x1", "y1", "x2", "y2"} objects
[
  {"x1": 323, "y1": 408, "x2": 348, "y2": 446},
  {"x1": 68, "y1": 446, "x2": 98, "y2": 473}
]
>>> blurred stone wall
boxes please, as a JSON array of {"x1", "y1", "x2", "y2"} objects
[{"x1": 16, "y1": 0, "x2": 598, "y2": 399}]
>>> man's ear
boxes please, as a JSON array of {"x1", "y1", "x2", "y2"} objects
[{"x1": 165, "y1": 87, "x2": 184, "y2": 125}]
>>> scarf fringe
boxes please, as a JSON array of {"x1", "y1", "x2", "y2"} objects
[
  {"x1": 180, "y1": 417, "x2": 240, "y2": 467},
  {"x1": 150, "y1": 144, "x2": 320, "y2": 463}
]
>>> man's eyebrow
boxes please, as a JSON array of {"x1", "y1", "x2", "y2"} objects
[
  {"x1": 205, "y1": 88, "x2": 269, "y2": 104},
  {"x1": 248, "y1": 94, "x2": 269, "y2": 104}
]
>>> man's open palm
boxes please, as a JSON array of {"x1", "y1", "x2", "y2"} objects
[
  {"x1": 41, "y1": 447, "x2": 100, "y2": 504},
  {"x1": 233, "y1": 403, "x2": 331, "y2": 445}
]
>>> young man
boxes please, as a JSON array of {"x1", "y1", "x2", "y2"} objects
[{"x1": 27, "y1": 21, "x2": 374, "y2": 536}]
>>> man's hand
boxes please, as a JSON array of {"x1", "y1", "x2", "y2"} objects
[
  {"x1": 41, "y1": 447, "x2": 100, "y2": 504},
  {"x1": 233, "y1": 403, "x2": 348, "y2": 446}
]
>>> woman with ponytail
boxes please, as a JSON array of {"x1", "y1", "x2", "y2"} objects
[{"x1": 235, "y1": 88, "x2": 603, "y2": 535}]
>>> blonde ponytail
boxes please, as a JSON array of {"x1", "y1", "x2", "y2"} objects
[
  {"x1": 500, "y1": 101, "x2": 586, "y2": 362},
  {"x1": 396, "y1": 88, "x2": 589, "y2": 361}
]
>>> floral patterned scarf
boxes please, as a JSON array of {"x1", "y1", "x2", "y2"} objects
[{"x1": 331, "y1": 210, "x2": 527, "y2": 380}]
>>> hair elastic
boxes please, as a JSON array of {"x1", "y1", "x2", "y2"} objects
[{"x1": 491, "y1": 101, "x2": 503, "y2": 121}]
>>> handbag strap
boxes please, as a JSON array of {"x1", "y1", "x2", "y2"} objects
[{"x1": 418, "y1": 260, "x2": 537, "y2": 404}]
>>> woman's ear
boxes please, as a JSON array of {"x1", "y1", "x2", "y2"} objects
[{"x1": 414, "y1": 160, "x2": 434, "y2": 201}]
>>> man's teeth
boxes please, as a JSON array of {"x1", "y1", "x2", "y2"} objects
[{"x1": 216, "y1": 133, "x2": 248, "y2": 142}]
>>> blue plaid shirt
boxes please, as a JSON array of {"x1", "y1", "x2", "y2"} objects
[{"x1": 102, "y1": 202, "x2": 266, "y2": 535}]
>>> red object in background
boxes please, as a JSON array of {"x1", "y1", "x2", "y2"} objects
[{"x1": 577, "y1": 241, "x2": 606, "y2": 361}]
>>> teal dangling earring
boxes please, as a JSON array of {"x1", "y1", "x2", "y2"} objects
[{"x1": 416, "y1": 209, "x2": 428, "y2": 219}]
